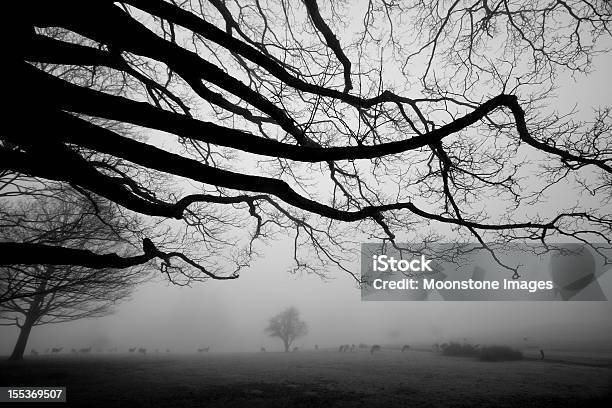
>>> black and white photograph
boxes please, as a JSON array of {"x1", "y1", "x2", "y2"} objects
[{"x1": 2, "y1": 0, "x2": 612, "y2": 406}]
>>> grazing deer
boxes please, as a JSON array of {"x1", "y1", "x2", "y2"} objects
[
  {"x1": 370, "y1": 345, "x2": 381, "y2": 355},
  {"x1": 338, "y1": 345, "x2": 344, "y2": 352},
  {"x1": 51, "y1": 347, "x2": 63, "y2": 353},
  {"x1": 292, "y1": 347, "x2": 299, "y2": 352},
  {"x1": 197, "y1": 347, "x2": 210, "y2": 353},
  {"x1": 79, "y1": 347, "x2": 92, "y2": 354},
  {"x1": 350, "y1": 344, "x2": 356, "y2": 352},
  {"x1": 401, "y1": 345, "x2": 410, "y2": 352},
  {"x1": 129, "y1": 347, "x2": 136, "y2": 353},
  {"x1": 31, "y1": 349, "x2": 39, "y2": 356},
  {"x1": 138, "y1": 348, "x2": 147, "y2": 355},
  {"x1": 71, "y1": 348, "x2": 77, "y2": 354},
  {"x1": 260, "y1": 347, "x2": 266, "y2": 352}
]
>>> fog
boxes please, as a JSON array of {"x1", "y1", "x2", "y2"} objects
[
  {"x1": 2, "y1": 14, "x2": 611, "y2": 360},
  {"x1": 2, "y1": 235, "x2": 611, "y2": 355}
]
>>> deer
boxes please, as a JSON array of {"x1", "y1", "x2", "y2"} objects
[
  {"x1": 138, "y1": 348, "x2": 147, "y2": 355},
  {"x1": 260, "y1": 347, "x2": 266, "y2": 352},
  {"x1": 370, "y1": 345, "x2": 381, "y2": 355},
  {"x1": 197, "y1": 347, "x2": 210, "y2": 353},
  {"x1": 350, "y1": 344, "x2": 356, "y2": 352},
  {"x1": 401, "y1": 345, "x2": 410, "y2": 352},
  {"x1": 314, "y1": 344, "x2": 319, "y2": 350},
  {"x1": 129, "y1": 347, "x2": 136, "y2": 353},
  {"x1": 79, "y1": 347, "x2": 92, "y2": 354},
  {"x1": 31, "y1": 349, "x2": 39, "y2": 356},
  {"x1": 51, "y1": 347, "x2": 63, "y2": 353},
  {"x1": 71, "y1": 348, "x2": 77, "y2": 354},
  {"x1": 292, "y1": 346, "x2": 299, "y2": 352}
]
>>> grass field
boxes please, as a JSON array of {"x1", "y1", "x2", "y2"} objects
[{"x1": 1, "y1": 349, "x2": 611, "y2": 407}]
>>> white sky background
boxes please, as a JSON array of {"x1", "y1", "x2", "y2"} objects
[
  {"x1": 2, "y1": 2, "x2": 612, "y2": 354},
  {"x1": 2, "y1": 237, "x2": 611, "y2": 353}
]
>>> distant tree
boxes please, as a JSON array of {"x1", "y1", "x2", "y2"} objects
[
  {"x1": 265, "y1": 307, "x2": 308, "y2": 352},
  {"x1": 0, "y1": 192, "x2": 148, "y2": 360}
]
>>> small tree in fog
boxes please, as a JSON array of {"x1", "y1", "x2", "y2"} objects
[{"x1": 265, "y1": 307, "x2": 308, "y2": 352}]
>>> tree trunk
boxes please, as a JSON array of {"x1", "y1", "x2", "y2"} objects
[
  {"x1": 8, "y1": 274, "x2": 47, "y2": 361},
  {"x1": 8, "y1": 318, "x2": 34, "y2": 361}
]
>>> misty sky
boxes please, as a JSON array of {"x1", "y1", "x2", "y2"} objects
[
  {"x1": 2, "y1": 235, "x2": 611, "y2": 354},
  {"x1": 2, "y1": 11, "x2": 611, "y2": 356}
]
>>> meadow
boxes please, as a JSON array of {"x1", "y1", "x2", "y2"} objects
[{"x1": 1, "y1": 349, "x2": 610, "y2": 407}]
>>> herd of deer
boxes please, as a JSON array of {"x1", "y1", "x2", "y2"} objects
[
  {"x1": 31, "y1": 347, "x2": 91, "y2": 355},
  {"x1": 344, "y1": 344, "x2": 413, "y2": 354},
  {"x1": 30, "y1": 346, "x2": 217, "y2": 356},
  {"x1": 336, "y1": 344, "x2": 395, "y2": 354},
  {"x1": 127, "y1": 347, "x2": 149, "y2": 355},
  {"x1": 30, "y1": 346, "x2": 167, "y2": 355},
  {"x1": 256, "y1": 344, "x2": 410, "y2": 354},
  {"x1": 31, "y1": 344, "x2": 416, "y2": 356}
]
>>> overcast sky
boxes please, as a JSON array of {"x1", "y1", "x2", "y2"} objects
[
  {"x1": 2, "y1": 8, "x2": 611, "y2": 356},
  {"x1": 2, "y1": 235, "x2": 611, "y2": 354}
]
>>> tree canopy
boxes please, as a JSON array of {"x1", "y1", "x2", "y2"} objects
[
  {"x1": 0, "y1": 192, "x2": 147, "y2": 359},
  {"x1": 5, "y1": 0, "x2": 612, "y2": 281}
]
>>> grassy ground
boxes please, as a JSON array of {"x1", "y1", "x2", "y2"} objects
[{"x1": 1, "y1": 350, "x2": 610, "y2": 407}]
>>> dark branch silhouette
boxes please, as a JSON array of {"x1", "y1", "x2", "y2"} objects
[{"x1": 4, "y1": 0, "x2": 611, "y2": 279}]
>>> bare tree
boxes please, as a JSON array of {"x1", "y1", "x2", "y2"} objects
[
  {"x1": 0, "y1": 193, "x2": 148, "y2": 360},
  {"x1": 4, "y1": 0, "x2": 611, "y2": 280},
  {"x1": 265, "y1": 307, "x2": 308, "y2": 352}
]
